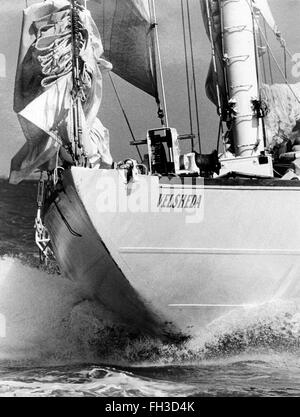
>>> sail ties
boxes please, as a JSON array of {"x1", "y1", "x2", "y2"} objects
[{"x1": 33, "y1": 5, "x2": 89, "y2": 95}]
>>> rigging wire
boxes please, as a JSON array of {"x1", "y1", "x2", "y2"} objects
[
  {"x1": 256, "y1": 18, "x2": 300, "y2": 105},
  {"x1": 102, "y1": 0, "x2": 105, "y2": 52},
  {"x1": 281, "y1": 37, "x2": 288, "y2": 80},
  {"x1": 249, "y1": 1, "x2": 267, "y2": 150},
  {"x1": 149, "y1": 0, "x2": 169, "y2": 127},
  {"x1": 258, "y1": 29, "x2": 267, "y2": 84},
  {"x1": 186, "y1": 0, "x2": 202, "y2": 153},
  {"x1": 263, "y1": 20, "x2": 273, "y2": 84},
  {"x1": 218, "y1": 0, "x2": 230, "y2": 105},
  {"x1": 284, "y1": 47, "x2": 287, "y2": 80},
  {"x1": 216, "y1": 118, "x2": 223, "y2": 154},
  {"x1": 109, "y1": 73, "x2": 143, "y2": 162},
  {"x1": 181, "y1": 0, "x2": 194, "y2": 150},
  {"x1": 204, "y1": 0, "x2": 224, "y2": 152}
]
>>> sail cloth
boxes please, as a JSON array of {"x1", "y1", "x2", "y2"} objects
[
  {"x1": 261, "y1": 83, "x2": 300, "y2": 150},
  {"x1": 253, "y1": 0, "x2": 278, "y2": 34},
  {"x1": 10, "y1": 0, "x2": 113, "y2": 184},
  {"x1": 91, "y1": 0, "x2": 158, "y2": 98},
  {"x1": 200, "y1": 0, "x2": 226, "y2": 112}
]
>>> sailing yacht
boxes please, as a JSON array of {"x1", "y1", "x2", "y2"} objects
[{"x1": 9, "y1": 0, "x2": 300, "y2": 339}]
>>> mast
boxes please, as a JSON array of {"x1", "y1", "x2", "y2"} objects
[
  {"x1": 70, "y1": 0, "x2": 84, "y2": 162},
  {"x1": 221, "y1": 0, "x2": 264, "y2": 157}
]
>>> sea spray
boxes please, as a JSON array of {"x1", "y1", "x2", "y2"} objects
[
  {"x1": 0, "y1": 256, "x2": 136, "y2": 365},
  {"x1": 1, "y1": 255, "x2": 300, "y2": 366}
]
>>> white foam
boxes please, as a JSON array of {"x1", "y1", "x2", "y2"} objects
[
  {"x1": 1, "y1": 256, "x2": 300, "y2": 367},
  {"x1": 0, "y1": 366, "x2": 197, "y2": 397},
  {"x1": 0, "y1": 256, "x2": 115, "y2": 364}
]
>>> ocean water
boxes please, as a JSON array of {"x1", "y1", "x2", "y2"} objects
[{"x1": 1, "y1": 178, "x2": 300, "y2": 397}]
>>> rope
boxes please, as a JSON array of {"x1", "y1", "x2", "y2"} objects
[
  {"x1": 244, "y1": 0, "x2": 300, "y2": 105},
  {"x1": 204, "y1": 0, "x2": 222, "y2": 118},
  {"x1": 186, "y1": 0, "x2": 201, "y2": 153},
  {"x1": 259, "y1": 29, "x2": 267, "y2": 84},
  {"x1": 149, "y1": 0, "x2": 169, "y2": 127},
  {"x1": 263, "y1": 20, "x2": 273, "y2": 84},
  {"x1": 255, "y1": 1, "x2": 290, "y2": 85},
  {"x1": 181, "y1": 0, "x2": 194, "y2": 150},
  {"x1": 218, "y1": 0, "x2": 230, "y2": 105},
  {"x1": 283, "y1": 43, "x2": 288, "y2": 81},
  {"x1": 256, "y1": 20, "x2": 300, "y2": 105},
  {"x1": 204, "y1": 0, "x2": 224, "y2": 153},
  {"x1": 109, "y1": 73, "x2": 143, "y2": 162},
  {"x1": 249, "y1": 0, "x2": 267, "y2": 150},
  {"x1": 216, "y1": 118, "x2": 223, "y2": 154},
  {"x1": 54, "y1": 201, "x2": 82, "y2": 237}
]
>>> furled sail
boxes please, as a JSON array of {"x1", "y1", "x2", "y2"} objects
[
  {"x1": 91, "y1": 0, "x2": 158, "y2": 98},
  {"x1": 10, "y1": 0, "x2": 112, "y2": 184}
]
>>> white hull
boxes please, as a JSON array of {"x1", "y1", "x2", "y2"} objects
[{"x1": 45, "y1": 167, "x2": 300, "y2": 339}]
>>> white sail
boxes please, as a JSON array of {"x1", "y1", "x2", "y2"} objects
[
  {"x1": 200, "y1": 0, "x2": 227, "y2": 111},
  {"x1": 92, "y1": 0, "x2": 158, "y2": 98},
  {"x1": 254, "y1": 0, "x2": 277, "y2": 33},
  {"x1": 10, "y1": 0, "x2": 112, "y2": 184}
]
